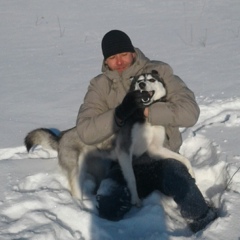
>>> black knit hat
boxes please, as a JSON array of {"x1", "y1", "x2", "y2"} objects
[{"x1": 101, "y1": 30, "x2": 135, "y2": 60}]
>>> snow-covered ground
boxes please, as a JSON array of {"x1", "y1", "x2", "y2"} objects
[{"x1": 1, "y1": 0, "x2": 240, "y2": 239}]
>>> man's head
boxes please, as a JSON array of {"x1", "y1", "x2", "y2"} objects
[{"x1": 101, "y1": 30, "x2": 136, "y2": 73}]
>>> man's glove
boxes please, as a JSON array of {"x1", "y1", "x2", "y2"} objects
[{"x1": 114, "y1": 90, "x2": 150, "y2": 127}]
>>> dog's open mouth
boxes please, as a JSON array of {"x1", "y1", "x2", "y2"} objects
[
  {"x1": 148, "y1": 91, "x2": 155, "y2": 97},
  {"x1": 141, "y1": 90, "x2": 155, "y2": 105}
]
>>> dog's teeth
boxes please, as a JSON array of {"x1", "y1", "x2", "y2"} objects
[{"x1": 142, "y1": 97, "x2": 150, "y2": 103}]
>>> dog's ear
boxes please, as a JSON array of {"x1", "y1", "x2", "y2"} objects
[
  {"x1": 151, "y1": 70, "x2": 158, "y2": 75},
  {"x1": 129, "y1": 76, "x2": 135, "y2": 81}
]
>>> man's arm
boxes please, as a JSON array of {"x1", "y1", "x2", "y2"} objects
[
  {"x1": 147, "y1": 64, "x2": 200, "y2": 127},
  {"x1": 76, "y1": 78, "x2": 119, "y2": 145}
]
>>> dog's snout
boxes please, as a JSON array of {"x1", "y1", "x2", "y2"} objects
[{"x1": 139, "y1": 82, "x2": 146, "y2": 90}]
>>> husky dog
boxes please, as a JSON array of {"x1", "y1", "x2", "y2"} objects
[
  {"x1": 111, "y1": 70, "x2": 194, "y2": 206},
  {"x1": 25, "y1": 70, "x2": 194, "y2": 206}
]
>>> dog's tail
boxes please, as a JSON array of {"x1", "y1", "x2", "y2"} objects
[{"x1": 24, "y1": 128, "x2": 62, "y2": 152}]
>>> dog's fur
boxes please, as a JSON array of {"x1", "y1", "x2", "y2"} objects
[
  {"x1": 109, "y1": 70, "x2": 194, "y2": 206},
  {"x1": 25, "y1": 70, "x2": 194, "y2": 206},
  {"x1": 25, "y1": 127, "x2": 114, "y2": 200}
]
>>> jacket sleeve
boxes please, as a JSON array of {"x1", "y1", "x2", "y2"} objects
[
  {"x1": 148, "y1": 64, "x2": 200, "y2": 128},
  {"x1": 76, "y1": 77, "x2": 119, "y2": 145}
]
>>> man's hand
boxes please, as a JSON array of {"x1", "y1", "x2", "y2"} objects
[
  {"x1": 115, "y1": 90, "x2": 150, "y2": 127},
  {"x1": 144, "y1": 107, "x2": 149, "y2": 117}
]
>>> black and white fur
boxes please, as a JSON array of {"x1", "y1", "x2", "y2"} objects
[
  {"x1": 113, "y1": 70, "x2": 194, "y2": 206},
  {"x1": 24, "y1": 71, "x2": 194, "y2": 206}
]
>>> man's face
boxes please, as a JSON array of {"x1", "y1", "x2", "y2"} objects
[{"x1": 105, "y1": 52, "x2": 136, "y2": 74}]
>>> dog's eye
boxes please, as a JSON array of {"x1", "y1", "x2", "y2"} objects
[{"x1": 149, "y1": 78, "x2": 155, "y2": 82}]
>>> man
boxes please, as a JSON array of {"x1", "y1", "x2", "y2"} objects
[{"x1": 76, "y1": 30, "x2": 217, "y2": 232}]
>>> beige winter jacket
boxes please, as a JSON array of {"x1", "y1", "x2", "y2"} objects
[{"x1": 76, "y1": 48, "x2": 200, "y2": 152}]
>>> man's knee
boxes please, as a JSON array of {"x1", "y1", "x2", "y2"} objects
[
  {"x1": 96, "y1": 178, "x2": 131, "y2": 221},
  {"x1": 160, "y1": 159, "x2": 194, "y2": 197},
  {"x1": 162, "y1": 158, "x2": 192, "y2": 179}
]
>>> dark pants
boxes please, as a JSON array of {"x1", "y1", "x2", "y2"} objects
[{"x1": 96, "y1": 156, "x2": 209, "y2": 222}]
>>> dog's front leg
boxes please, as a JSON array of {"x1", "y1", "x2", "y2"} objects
[{"x1": 118, "y1": 152, "x2": 141, "y2": 207}]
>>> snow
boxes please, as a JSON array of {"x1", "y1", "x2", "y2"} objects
[{"x1": 0, "y1": 0, "x2": 240, "y2": 239}]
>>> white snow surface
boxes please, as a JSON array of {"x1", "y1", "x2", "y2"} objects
[{"x1": 1, "y1": 0, "x2": 240, "y2": 239}]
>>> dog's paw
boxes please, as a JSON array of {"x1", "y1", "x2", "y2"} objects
[
  {"x1": 136, "y1": 199, "x2": 142, "y2": 208},
  {"x1": 131, "y1": 197, "x2": 142, "y2": 207}
]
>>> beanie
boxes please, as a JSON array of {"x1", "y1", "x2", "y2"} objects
[{"x1": 101, "y1": 30, "x2": 135, "y2": 60}]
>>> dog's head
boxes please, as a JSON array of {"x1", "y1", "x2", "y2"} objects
[{"x1": 130, "y1": 70, "x2": 166, "y2": 106}]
